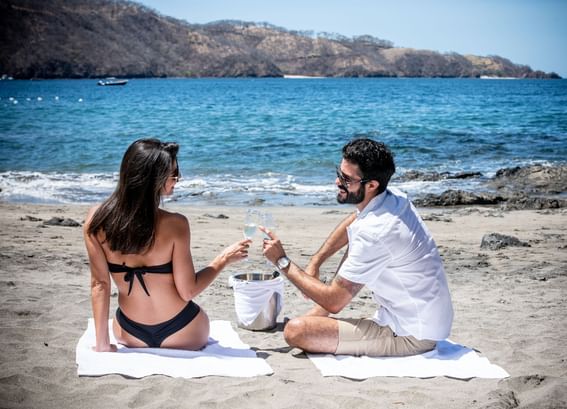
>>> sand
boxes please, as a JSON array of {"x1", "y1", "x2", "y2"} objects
[{"x1": 0, "y1": 203, "x2": 566, "y2": 409}]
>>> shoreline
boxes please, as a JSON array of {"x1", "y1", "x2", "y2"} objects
[
  {"x1": 1, "y1": 163, "x2": 565, "y2": 209},
  {"x1": 0, "y1": 202, "x2": 565, "y2": 408}
]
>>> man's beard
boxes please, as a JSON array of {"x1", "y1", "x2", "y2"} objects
[{"x1": 336, "y1": 184, "x2": 365, "y2": 204}]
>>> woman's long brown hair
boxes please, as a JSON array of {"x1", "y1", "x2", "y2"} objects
[{"x1": 87, "y1": 138, "x2": 179, "y2": 254}]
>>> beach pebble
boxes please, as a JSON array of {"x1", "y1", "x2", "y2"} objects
[
  {"x1": 480, "y1": 233, "x2": 530, "y2": 250},
  {"x1": 421, "y1": 213, "x2": 453, "y2": 222},
  {"x1": 43, "y1": 217, "x2": 81, "y2": 227},
  {"x1": 21, "y1": 215, "x2": 43, "y2": 222},
  {"x1": 204, "y1": 213, "x2": 229, "y2": 219}
]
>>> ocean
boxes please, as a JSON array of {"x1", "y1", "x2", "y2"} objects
[{"x1": 1, "y1": 78, "x2": 566, "y2": 206}]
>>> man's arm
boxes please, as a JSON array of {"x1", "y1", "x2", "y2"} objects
[
  {"x1": 261, "y1": 226, "x2": 363, "y2": 314},
  {"x1": 305, "y1": 212, "x2": 356, "y2": 278},
  {"x1": 284, "y1": 261, "x2": 364, "y2": 313},
  {"x1": 303, "y1": 249, "x2": 349, "y2": 316}
]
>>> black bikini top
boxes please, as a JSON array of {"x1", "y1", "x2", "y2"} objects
[{"x1": 108, "y1": 261, "x2": 173, "y2": 296}]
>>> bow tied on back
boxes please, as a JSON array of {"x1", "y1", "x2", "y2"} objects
[
  {"x1": 122, "y1": 265, "x2": 151, "y2": 296},
  {"x1": 107, "y1": 261, "x2": 172, "y2": 296}
]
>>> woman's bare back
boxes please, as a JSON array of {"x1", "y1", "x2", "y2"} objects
[{"x1": 100, "y1": 209, "x2": 210, "y2": 348}]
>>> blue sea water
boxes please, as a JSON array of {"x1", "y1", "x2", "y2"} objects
[{"x1": 1, "y1": 78, "x2": 566, "y2": 206}]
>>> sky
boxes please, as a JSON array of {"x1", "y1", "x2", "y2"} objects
[{"x1": 137, "y1": 0, "x2": 567, "y2": 77}]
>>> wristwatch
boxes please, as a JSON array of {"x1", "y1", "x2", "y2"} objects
[{"x1": 276, "y1": 256, "x2": 291, "y2": 271}]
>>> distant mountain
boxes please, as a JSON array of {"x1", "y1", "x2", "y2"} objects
[{"x1": 0, "y1": 0, "x2": 561, "y2": 79}]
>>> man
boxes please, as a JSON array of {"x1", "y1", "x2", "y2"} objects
[{"x1": 261, "y1": 138, "x2": 453, "y2": 357}]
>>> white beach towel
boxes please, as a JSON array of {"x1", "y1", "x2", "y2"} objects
[
  {"x1": 76, "y1": 319, "x2": 273, "y2": 378},
  {"x1": 307, "y1": 340, "x2": 509, "y2": 380},
  {"x1": 229, "y1": 275, "x2": 284, "y2": 326}
]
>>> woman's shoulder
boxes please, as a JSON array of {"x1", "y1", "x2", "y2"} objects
[
  {"x1": 84, "y1": 204, "x2": 102, "y2": 231},
  {"x1": 158, "y1": 209, "x2": 190, "y2": 232},
  {"x1": 159, "y1": 208, "x2": 187, "y2": 221},
  {"x1": 86, "y1": 203, "x2": 101, "y2": 218}
]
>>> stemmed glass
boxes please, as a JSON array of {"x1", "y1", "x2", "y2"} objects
[
  {"x1": 242, "y1": 210, "x2": 276, "y2": 266},
  {"x1": 260, "y1": 212, "x2": 277, "y2": 271},
  {"x1": 243, "y1": 209, "x2": 260, "y2": 261},
  {"x1": 243, "y1": 209, "x2": 258, "y2": 240},
  {"x1": 261, "y1": 212, "x2": 275, "y2": 239}
]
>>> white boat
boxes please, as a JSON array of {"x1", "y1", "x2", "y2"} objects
[
  {"x1": 97, "y1": 77, "x2": 128, "y2": 86},
  {"x1": 479, "y1": 75, "x2": 518, "y2": 80},
  {"x1": 283, "y1": 74, "x2": 325, "y2": 79}
]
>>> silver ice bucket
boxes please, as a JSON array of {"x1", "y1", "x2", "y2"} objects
[{"x1": 230, "y1": 272, "x2": 282, "y2": 331}]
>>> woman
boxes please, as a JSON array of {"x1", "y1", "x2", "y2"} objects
[{"x1": 84, "y1": 138, "x2": 250, "y2": 352}]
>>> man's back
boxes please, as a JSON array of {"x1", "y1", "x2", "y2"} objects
[{"x1": 338, "y1": 187, "x2": 453, "y2": 340}]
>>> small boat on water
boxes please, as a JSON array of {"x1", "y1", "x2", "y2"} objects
[
  {"x1": 479, "y1": 75, "x2": 518, "y2": 80},
  {"x1": 97, "y1": 77, "x2": 128, "y2": 86}
]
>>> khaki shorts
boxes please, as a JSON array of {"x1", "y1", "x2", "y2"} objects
[{"x1": 335, "y1": 318, "x2": 437, "y2": 357}]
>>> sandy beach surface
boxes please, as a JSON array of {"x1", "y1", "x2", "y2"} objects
[{"x1": 0, "y1": 202, "x2": 565, "y2": 409}]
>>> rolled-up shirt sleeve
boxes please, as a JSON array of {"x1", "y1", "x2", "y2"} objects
[{"x1": 338, "y1": 229, "x2": 392, "y2": 286}]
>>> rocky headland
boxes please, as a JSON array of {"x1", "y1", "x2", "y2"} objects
[{"x1": 0, "y1": 0, "x2": 561, "y2": 79}]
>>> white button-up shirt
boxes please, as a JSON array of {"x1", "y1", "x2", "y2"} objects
[{"x1": 338, "y1": 187, "x2": 453, "y2": 340}]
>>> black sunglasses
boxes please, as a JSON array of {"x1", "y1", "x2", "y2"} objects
[{"x1": 335, "y1": 166, "x2": 368, "y2": 187}]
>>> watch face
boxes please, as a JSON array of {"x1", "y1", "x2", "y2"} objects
[{"x1": 277, "y1": 257, "x2": 290, "y2": 269}]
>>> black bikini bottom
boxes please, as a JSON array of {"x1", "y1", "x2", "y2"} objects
[{"x1": 115, "y1": 301, "x2": 201, "y2": 348}]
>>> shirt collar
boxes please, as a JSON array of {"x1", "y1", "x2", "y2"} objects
[{"x1": 357, "y1": 189, "x2": 388, "y2": 218}]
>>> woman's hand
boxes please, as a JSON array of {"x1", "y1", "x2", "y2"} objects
[
  {"x1": 92, "y1": 344, "x2": 118, "y2": 352},
  {"x1": 221, "y1": 238, "x2": 252, "y2": 265},
  {"x1": 259, "y1": 226, "x2": 286, "y2": 265}
]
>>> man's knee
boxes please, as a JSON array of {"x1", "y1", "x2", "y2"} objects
[{"x1": 283, "y1": 317, "x2": 306, "y2": 347}]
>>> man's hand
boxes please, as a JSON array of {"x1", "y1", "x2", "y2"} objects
[
  {"x1": 301, "y1": 263, "x2": 321, "y2": 299},
  {"x1": 304, "y1": 262, "x2": 320, "y2": 279},
  {"x1": 259, "y1": 226, "x2": 286, "y2": 265},
  {"x1": 303, "y1": 212, "x2": 355, "y2": 279}
]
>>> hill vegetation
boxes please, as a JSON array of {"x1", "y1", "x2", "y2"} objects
[{"x1": 0, "y1": 0, "x2": 561, "y2": 79}]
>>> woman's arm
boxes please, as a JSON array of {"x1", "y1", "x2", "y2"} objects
[
  {"x1": 171, "y1": 214, "x2": 250, "y2": 301},
  {"x1": 83, "y1": 206, "x2": 116, "y2": 352}
]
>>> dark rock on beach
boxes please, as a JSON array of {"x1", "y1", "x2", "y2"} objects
[
  {"x1": 488, "y1": 164, "x2": 567, "y2": 195},
  {"x1": 449, "y1": 171, "x2": 484, "y2": 180},
  {"x1": 397, "y1": 170, "x2": 482, "y2": 182},
  {"x1": 21, "y1": 215, "x2": 43, "y2": 222},
  {"x1": 487, "y1": 164, "x2": 567, "y2": 210},
  {"x1": 480, "y1": 233, "x2": 530, "y2": 250},
  {"x1": 413, "y1": 164, "x2": 566, "y2": 209},
  {"x1": 503, "y1": 195, "x2": 567, "y2": 210},
  {"x1": 204, "y1": 213, "x2": 229, "y2": 219},
  {"x1": 43, "y1": 217, "x2": 81, "y2": 227},
  {"x1": 415, "y1": 190, "x2": 567, "y2": 210},
  {"x1": 398, "y1": 170, "x2": 447, "y2": 182},
  {"x1": 414, "y1": 190, "x2": 506, "y2": 207},
  {"x1": 421, "y1": 213, "x2": 453, "y2": 223}
]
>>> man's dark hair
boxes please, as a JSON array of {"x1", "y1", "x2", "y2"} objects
[{"x1": 342, "y1": 138, "x2": 395, "y2": 194}]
